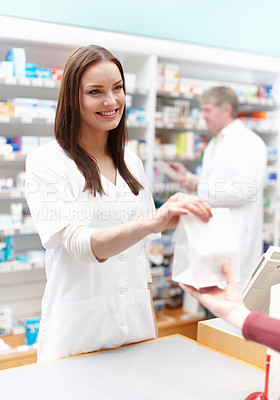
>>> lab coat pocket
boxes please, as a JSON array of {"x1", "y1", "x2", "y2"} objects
[
  {"x1": 48, "y1": 296, "x2": 107, "y2": 359},
  {"x1": 132, "y1": 290, "x2": 156, "y2": 343}
]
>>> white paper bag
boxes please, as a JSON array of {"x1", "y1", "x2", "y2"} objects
[{"x1": 172, "y1": 208, "x2": 240, "y2": 288}]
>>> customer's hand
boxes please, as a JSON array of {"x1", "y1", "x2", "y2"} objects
[
  {"x1": 168, "y1": 161, "x2": 188, "y2": 176},
  {"x1": 150, "y1": 192, "x2": 212, "y2": 233},
  {"x1": 179, "y1": 262, "x2": 251, "y2": 330}
]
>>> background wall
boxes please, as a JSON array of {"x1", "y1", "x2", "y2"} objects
[{"x1": 1, "y1": 0, "x2": 280, "y2": 57}]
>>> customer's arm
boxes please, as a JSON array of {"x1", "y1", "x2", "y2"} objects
[{"x1": 243, "y1": 312, "x2": 280, "y2": 352}]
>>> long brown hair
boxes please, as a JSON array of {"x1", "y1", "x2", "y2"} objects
[{"x1": 54, "y1": 44, "x2": 143, "y2": 196}]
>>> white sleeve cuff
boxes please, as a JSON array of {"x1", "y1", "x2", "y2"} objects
[{"x1": 60, "y1": 222, "x2": 105, "y2": 263}]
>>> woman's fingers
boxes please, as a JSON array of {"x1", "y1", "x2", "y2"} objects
[
  {"x1": 195, "y1": 199, "x2": 212, "y2": 217},
  {"x1": 157, "y1": 192, "x2": 212, "y2": 229},
  {"x1": 184, "y1": 201, "x2": 211, "y2": 222},
  {"x1": 171, "y1": 193, "x2": 212, "y2": 222},
  {"x1": 158, "y1": 203, "x2": 189, "y2": 217},
  {"x1": 192, "y1": 202, "x2": 212, "y2": 221}
]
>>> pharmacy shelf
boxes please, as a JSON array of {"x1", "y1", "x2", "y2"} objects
[
  {"x1": 264, "y1": 181, "x2": 278, "y2": 188},
  {"x1": 0, "y1": 76, "x2": 60, "y2": 88},
  {"x1": 0, "y1": 122, "x2": 149, "y2": 140},
  {"x1": 127, "y1": 121, "x2": 148, "y2": 128},
  {"x1": 156, "y1": 125, "x2": 278, "y2": 136},
  {"x1": 155, "y1": 156, "x2": 198, "y2": 162},
  {"x1": 156, "y1": 307, "x2": 205, "y2": 340},
  {"x1": 155, "y1": 123, "x2": 209, "y2": 133},
  {"x1": 0, "y1": 260, "x2": 44, "y2": 274},
  {"x1": 239, "y1": 99, "x2": 277, "y2": 108},
  {"x1": 267, "y1": 155, "x2": 278, "y2": 163},
  {"x1": 0, "y1": 77, "x2": 60, "y2": 101},
  {"x1": 0, "y1": 224, "x2": 37, "y2": 236},
  {"x1": 157, "y1": 90, "x2": 277, "y2": 108},
  {"x1": 0, "y1": 119, "x2": 54, "y2": 136},
  {"x1": 157, "y1": 91, "x2": 194, "y2": 100},
  {"x1": 264, "y1": 209, "x2": 275, "y2": 216},
  {"x1": 0, "y1": 116, "x2": 54, "y2": 125},
  {"x1": 151, "y1": 275, "x2": 172, "y2": 285},
  {"x1": 0, "y1": 153, "x2": 26, "y2": 163},
  {"x1": 0, "y1": 190, "x2": 25, "y2": 200},
  {"x1": 127, "y1": 88, "x2": 149, "y2": 96},
  {"x1": 255, "y1": 130, "x2": 279, "y2": 136},
  {"x1": 0, "y1": 76, "x2": 148, "y2": 97}
]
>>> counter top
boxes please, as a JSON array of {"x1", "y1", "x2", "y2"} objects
[{"x1": 0, "y1": 335, "x2": 264, "y2": 400}]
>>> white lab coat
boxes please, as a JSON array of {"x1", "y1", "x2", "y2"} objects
[
  {"x1": 197, "y1": 119, "x2": 267, "y2": 287},
  {"x1": 25, "y1": 141, "x2": 157, "y2": 362}
]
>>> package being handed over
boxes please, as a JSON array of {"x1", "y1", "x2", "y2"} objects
[{"x1": 172, "y1": 208, "x2": 240, "y2": 288}]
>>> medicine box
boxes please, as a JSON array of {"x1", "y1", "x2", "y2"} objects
[
  {"x1": 0, "y1": 307, "x2": 12, "y2": 336},
  {"x1": 26, "y1": 63, "x2": 52, "y2": 79},
  {"x1": 0, "y1": 102, "x2": 14, "y2": 116},
  {"x1": 13, "y1": 136, "x2": 39, "y2": 153},
  {"x1": 157, "y1": 63, "x2": 180, "y2": 93},
  {"x1": 11, "y1": 98, "x2": 56, "y2": 120},
  {"x1": 0, "y1": 61, "x2": 13, "y2": 78},
  {"x1": 51, "y1": 67, "x2": 63, "y2": 81}
]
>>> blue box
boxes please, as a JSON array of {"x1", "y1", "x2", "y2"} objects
[{"x1": 24, "y1": 317, "x2": 40, "y2": 345}]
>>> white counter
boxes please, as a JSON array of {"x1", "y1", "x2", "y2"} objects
[{"x1": 0, "y1": 335, "x2": 264, "y2": 400}]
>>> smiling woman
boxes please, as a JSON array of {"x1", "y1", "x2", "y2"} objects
[
  {"x1": 54, "y1": 45, "x2": 141, "y2": 197},
  {"x1": 78, "y1": 62, "x2": 126, "y2": 166},
  {"x1": 25, "y1": 44, "x2": 212, "y2": 363}
]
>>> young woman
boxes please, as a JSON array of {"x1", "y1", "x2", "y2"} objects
[{"x1": 25, "y1": 44, "x2": 211, "y2": 362}]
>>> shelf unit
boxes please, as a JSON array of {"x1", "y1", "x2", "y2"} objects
[
  {"x1": 154, "y1": 78, "x2": 280, "y2": 210},
  {"x1": 0, "y1": 69, "x2": 57, "y2": 320},
  {"x1": 1, "y1": 16, "x2": 280, "y2": 322}
]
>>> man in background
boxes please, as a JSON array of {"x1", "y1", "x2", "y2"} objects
[{"x1": 169, "y1": 86, "x2": 267, "y2": 288}]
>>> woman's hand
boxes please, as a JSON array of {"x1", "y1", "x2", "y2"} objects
[
  {"x1": 90, "y1": 193, "x2": 211, "y2": 261},
  {"x1": 149, "y1": 192, "x2": 212, "y2": 233},
  {"x1": 179, "y1": 261, "x2": 250, "y2": 330}
]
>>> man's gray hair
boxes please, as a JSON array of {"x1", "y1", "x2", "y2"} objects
[{"x1": 199, "y1": 86, "x2": 238, "y2": 118}]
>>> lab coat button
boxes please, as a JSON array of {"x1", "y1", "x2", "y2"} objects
[
  {"x1": 119, "y1": 254, "x2": 127, "y2": 262},
  {"x1": 120, "y1": 288, "x2": 126, "y2": 295},
  {"x1": 120, "y1": 320, "x2": 126, "y2": 327},
  {"x1": 116, "y1": 192, "x2": 122, "y2": 198}
]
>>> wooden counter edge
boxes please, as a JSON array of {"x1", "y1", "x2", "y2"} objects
[
  {"x1": 197, "y1": 320, "x2": 266, "y2": 372},
  {"x1": 0, "y1": 349, "x2": 37, "y2": 371}
]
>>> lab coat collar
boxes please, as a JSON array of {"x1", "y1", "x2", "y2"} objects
[{"x1": 219, "y1": 118, "x2": 243, "y2": 138}]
